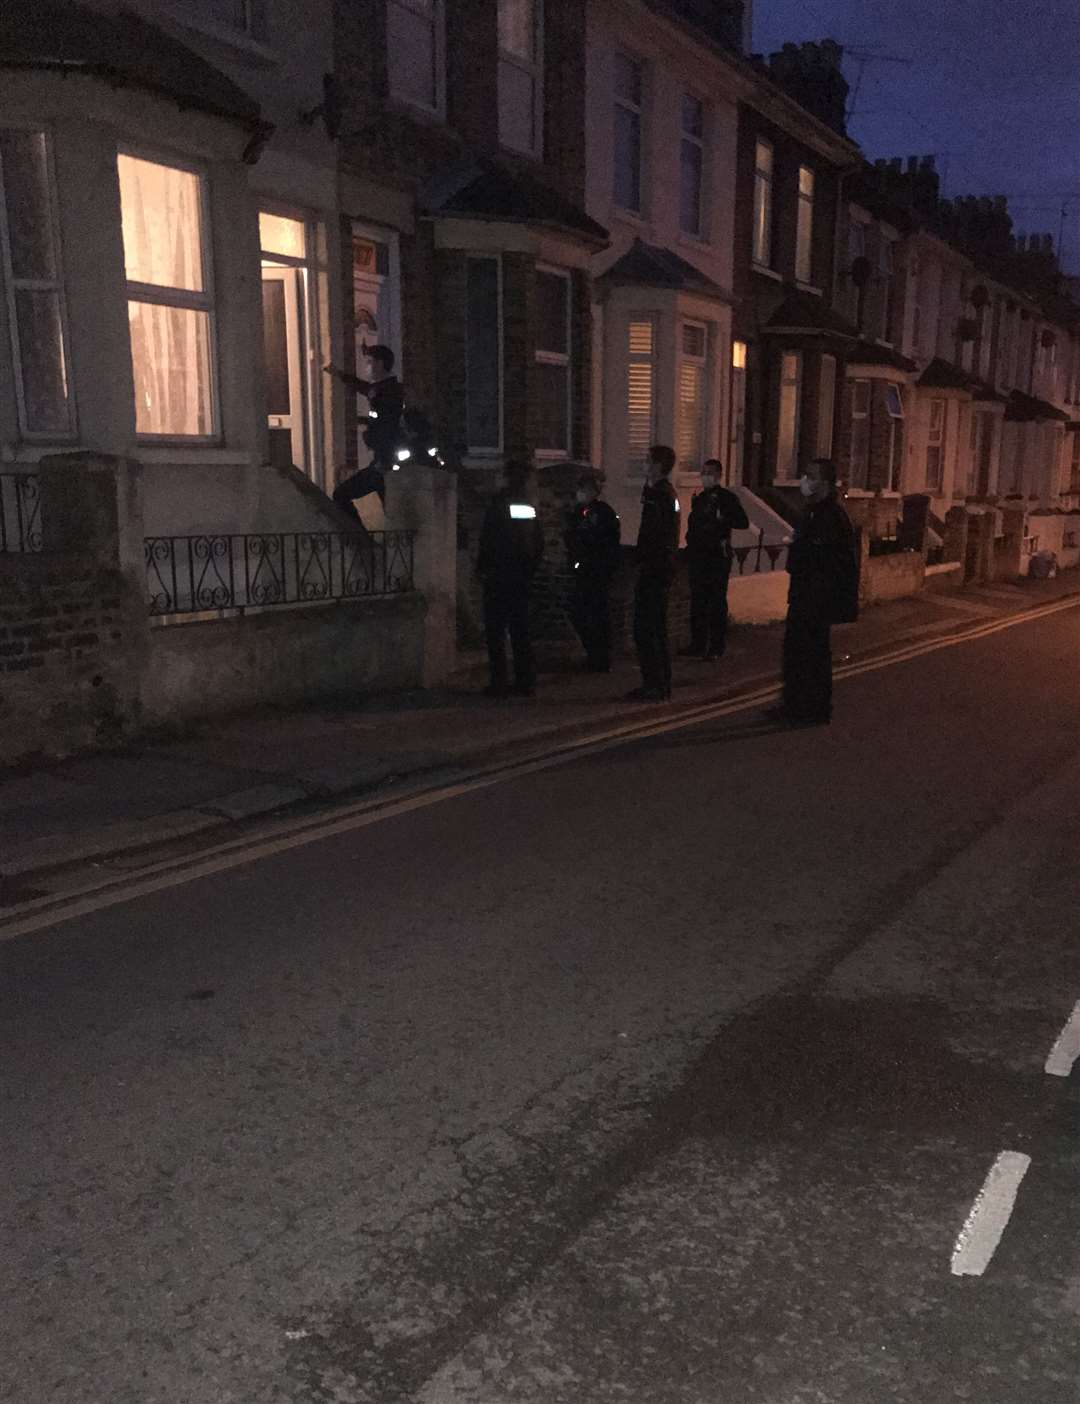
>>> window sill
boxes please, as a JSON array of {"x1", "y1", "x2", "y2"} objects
[
  {"x1": 795, "y1": 281, "x2": 823, "y2": 297},
  {"x1": 387, "y1": 96, "x2": 447, "y2": 128},
  {"x1": 752, "y1": 263, "x2": 783, "y2": 282},
  {"x1": 534, "y1": 450, "x2": 571, "y2": 462},
  {"x1": 612, "y1": 208, "x2": 650, "y2": 235},
  {"x1": 844, "y1": 488, "x2": 873, "y2": 498},
  {"x1": 772, "y1": 478, "x2": 802, "y2": 487},
  {"x1": 677, "y1": 231, "x2": 712, "y2": 253},
  {"x1": 137, "y1": 446, "x2": 256, "y2": 466}
]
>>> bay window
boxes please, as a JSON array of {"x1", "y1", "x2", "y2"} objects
[
  {"x1": 0, "y1": 129, "x2": 74, "y2": 436},
  {"x1": 535, "y1": 268, "x2": 571, "y2": 454},
  {"x1": 677, "y1": 321, "x2": 707, "y2": 470},
  {"x1": 776, "y1": 351, "x2": 802, "y2": 480},
  {"x1": 849, "y1": 378, "x2": 871, "y2": 487},
  {"x1": 498, "y1": 0, "x2": 542, "y2": 157},
  {"x1": 926, "y1": 397, "x2": 945, "y2": 491},
  {"x1": 117, "y1": 152, "x2": 216, "y2": 439},
  {"x1": 627, "y1": 317, "x2": 656, "y2": 473}
]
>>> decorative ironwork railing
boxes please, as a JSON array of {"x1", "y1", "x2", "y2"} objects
[
  {"x1": 144, "y1": 530, "x2": 416, "y2": 617},
  {"x1": 0, "y1": 473, "x2": 43, "y2": 553},
  {"x1": 730, "y1": 528, "x2": 789, "y2": 575}
]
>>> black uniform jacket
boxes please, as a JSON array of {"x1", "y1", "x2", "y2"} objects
[
  {"x1": 636, "y1": 479, "x2": 680, "y2": 577},
  {"x1": 686, "y1": 485, "x2": 749, "y2": 565},
  {"x1": 340, "y1": 372, "x2": 405, "y2": 462},
  {"x1": 787, "y1": 492, "x2": 860, "y2": 624},
  {"x1": 565, "y1": 499, "x2": 621, "y2": 579},
  {"x1": 478, "y1": 491, "x2": 545, "y2": 590}
]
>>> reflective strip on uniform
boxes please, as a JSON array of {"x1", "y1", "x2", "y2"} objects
[{"x1": 509, "y1": 504, "x2": 537, "y2": 519}]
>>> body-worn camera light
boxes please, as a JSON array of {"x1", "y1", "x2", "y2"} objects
[{"x1": 509, "y1": 503, "x2": 536, "y2": 520}]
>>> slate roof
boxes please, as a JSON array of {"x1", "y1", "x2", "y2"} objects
[
  {"x1": 764, "y1": 288, "x2": 858, "y2": 337},
  {"x1": 846, "y1": 339, "x2": 917, "y2": 372},
  {"x1": 422, "y1": 158, "x2": 608, "y2": 246},
  {"x1": 1005, "y1": 390, "x2": 1071, "y2": 423},
  {"x1": 0, "y1": 1, "x2": 264, "y2": 131},
  {"x1": 917, "y1": 358, "x2": 973, "y2": 391},
  {"x1": 599, "y1": 239, "x2": 731, "y2": 300}
]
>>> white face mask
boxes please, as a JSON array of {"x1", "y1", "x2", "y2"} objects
[
  {"x1": 799, "y1": 475, "x2": 817, "y2": 498},
  {"x1": 700, "y1": 473, "x2": 716, "y2": 489},
  {"x1": 575, "y1": 489, "x2": 590, "y2": 505}
]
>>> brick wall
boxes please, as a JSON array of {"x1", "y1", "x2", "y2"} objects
[{"x1": 0, "y1": 556, "x2": 144, "y2": 765}]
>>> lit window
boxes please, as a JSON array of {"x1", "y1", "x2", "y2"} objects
[
  {"x1": 466, "y1": 256, "x2": 501, "y2": 452},
  {"x1": 677, "y1": 321, "x2": 708, "y2": 470},
  {"x1": 0, "y1": 129, "x2": 74, "y2": 436},
  {"x1": 259, "y1": 212, "x2": 306, "y2": 261},
  {"x1": 680, "y1": 94, "x2": 705, "y2": 238},
  {"x1": 753, "y1": 139, "x2": 773, "y2": 267},
  {"x1": 387, "y1": 0, "x2": 444, "y2": 114},
  {"x1": 613, "y1": 53, "x2": 643, "y2": 213},
  {"x1": 498, "y1": 0, "x2": 543, "y2": 156},
  {"x1": 849, "y1": 377, "x2": 871, "y2": 488},
  {"x1": 817, "y1": 354, "x2": 836, "y2": 457},
  {"x1": 796, "y1": 165, "x2": 815, "y2": 284},
  {"x1": 728, "y1": 340, "x2": 748, "y2": 483},
  {"x1": 776, "y1": 351, "x2": 802, "y2": 480},
  {"x1": 926, "y1": 397, "x2": 945, "y2": 491},
  {"x1": 118, "y1": 152, "x2": 216, "y2": 438},
  {"x1": 627, "y1": 317, "x2": 656, "y2": 472},
  {"x1": 535, "y1": 268, "x2": 571, "y2": 454}
]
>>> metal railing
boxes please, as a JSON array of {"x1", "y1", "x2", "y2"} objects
[
  {"x1": 0, "y1": 472, "x2": 42, "y2": 553},
  {"x1": 729, "y1": 528, "x2": 789, "y2": 575},
  {"x1": 144, "y1": 530, "x2": 416, "y2": 617}
]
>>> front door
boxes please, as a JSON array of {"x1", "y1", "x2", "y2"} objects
[{"x1": 261, "y1": 267, "x2": 308, "y2": 473}]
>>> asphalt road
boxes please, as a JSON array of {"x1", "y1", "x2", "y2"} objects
[{"x1": 3, "y1": 606, "x2": 1080, "y2": 1403}]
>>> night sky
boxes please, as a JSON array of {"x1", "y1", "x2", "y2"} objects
[{"x1": 753, "y1": 0, "x2": 1080, "y2": 273}]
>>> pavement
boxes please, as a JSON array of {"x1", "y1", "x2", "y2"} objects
[
  {"x1": 1, "y1": 570, "x2": 1078, "y2": 892},
  {"x1": 3, "y1": 593, "x2": 1080, "y2": 1403}
]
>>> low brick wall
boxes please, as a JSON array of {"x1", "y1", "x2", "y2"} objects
[
  {"x1": 0, "y1": 554, "x2": 145, "y2": 765},
  {"x1": 860, "y1": 548, "x2": 925, "y2": 605},
  {"x1": 141, "y1": 594, "x2": 425, "y2": 725}
]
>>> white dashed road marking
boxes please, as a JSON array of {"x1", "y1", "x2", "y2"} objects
[
  {"x1": 951, "y1": 1151, "x2": 1032, "y2": 1277},
  {"x1": 1044, "y1": 1000, "x2": 1080, "y2": 1078}
]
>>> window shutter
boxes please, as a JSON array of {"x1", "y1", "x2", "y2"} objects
[{"x1": 627, "y1": 319, "x2": 655, "y2": 470}]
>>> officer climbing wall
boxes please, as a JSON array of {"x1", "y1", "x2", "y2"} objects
[{"x1": 323, "y1": 343, "x2": 404, "y2": 515}]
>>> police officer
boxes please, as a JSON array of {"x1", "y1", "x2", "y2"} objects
[
  {"x1": 323, "y1": 344, "x2": 405, "y2": 515},
  {"x1": 477, "y1": 461, "x2": 545, "y2": 698},
  {"x1": 771, "y1": 457, "x2": 859, "y2": 727},
  {"x1": 680, "y1": 458, "x2": 749, "y2": 661},
  {"x1": 565, "y1": 468, "x2": 621, "y2": 673},
  {"x1": 629, "y1": 444, "x2": 679, "y2": 701}
]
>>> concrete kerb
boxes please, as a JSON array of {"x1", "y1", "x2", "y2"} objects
[{"x1": 4, "y1": 581, "x2": 1079, "y2": 891}]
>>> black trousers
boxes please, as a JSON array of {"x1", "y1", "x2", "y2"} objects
[
  {"x1": 633, "y1": 568, "x2": 672, "y2": 694},
  {"x1": 570, "y1": 572, "x2": 613, "y2": 670},
  {"x1": 333, "y1": 464, "x2": 385, "y2": 518},
  {"x1": 782, "y1": 609, "x2": 833, "y2": 721},
  {"x1": 688, "y1": 559, "x2": 732, "y2": 656},
  {"x1": 483, "y1": 583, "x2": 535, "y2": 691}
]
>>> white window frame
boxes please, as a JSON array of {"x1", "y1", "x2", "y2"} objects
[
  {"x1": 0, "y1": 125, "x2": 77, "y2": 441},
  {"x1": 387, "y1": 0, "x2": 446, "y2": 119},
  {"x1": 626, "y1": 314, "x2": 657, "y2": 476},
  {"x1": 613, "y1": 51, "x2": 644, "y2": 215},
  {"x1": 497, "y1": 0, "x2": 544, "y2": 158},
  {"x1": 119, "y1": 146, "x2": 220, "y2": 443},
  {"x1": 679, "y1": 92, "x2": 706, "y2": 240},
  {"x1": 775, "y1": 350, "x2": 802, "y2": 482},
  {"x1": 926, "y1": 396, "x2": 945, "y2": 491},
  {"x1": 677, "y1": 319, "x2": 708, "y2": 472},
  {"x1": 534, "y1": 263, "x2": 571, "y2": 457},
  {"x1": 795, "y1": 164, "x2": 815, "y2": 286},
  {"x1": 465, "y1": 253, "x2": 503, "y2": 456},
  {"x1": 817, "y1": 354, "x2": 836, "y2": 457},
  {"x1": 849, "y1": 377, "x2": 871, "y2": 488},
  {"x1": 259, "y1": 206, "x2": 325, "y2": 480},
  {"x1": 752, "y1": 138, "x2": 773, "y2": 268}
]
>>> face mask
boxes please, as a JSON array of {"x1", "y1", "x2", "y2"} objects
[
  {"x1": 700, "y1": 473, "x2": 716, "y2": 489},
  {"x1": 799, "y1": 475, "x2": 817, "y2": 498}
]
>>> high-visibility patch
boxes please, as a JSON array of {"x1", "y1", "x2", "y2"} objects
[
  {"x1": 396, "y1": 448, "x2": 411, "y2": 462},
  {"x1": 509, "y1": 503, "x2": 537, "y2": 520}
]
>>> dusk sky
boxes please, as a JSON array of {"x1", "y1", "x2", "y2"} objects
[{"x1": 753, "y1": 0, "x2": 1080, "y2": 273}]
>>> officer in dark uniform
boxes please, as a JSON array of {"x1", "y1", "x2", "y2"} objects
[
  {"x1": 680, "y1": 458, "x2": 749, "y2": 661},
  {"x1": 771, "y1": 457, "x2": 859, "y2": 726},
  {"x1": 477, "y1": 461, "x2": 545, "y2": 698},
  {"x1": 565, "y1": 468, "x2": 621, "y2": 673},
  {"x1": 323, "y1": 344, "x2": 405, "y2": 514},
  {"x1": 629, "y1": 444, "x2": 680, "y2": 701}
]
